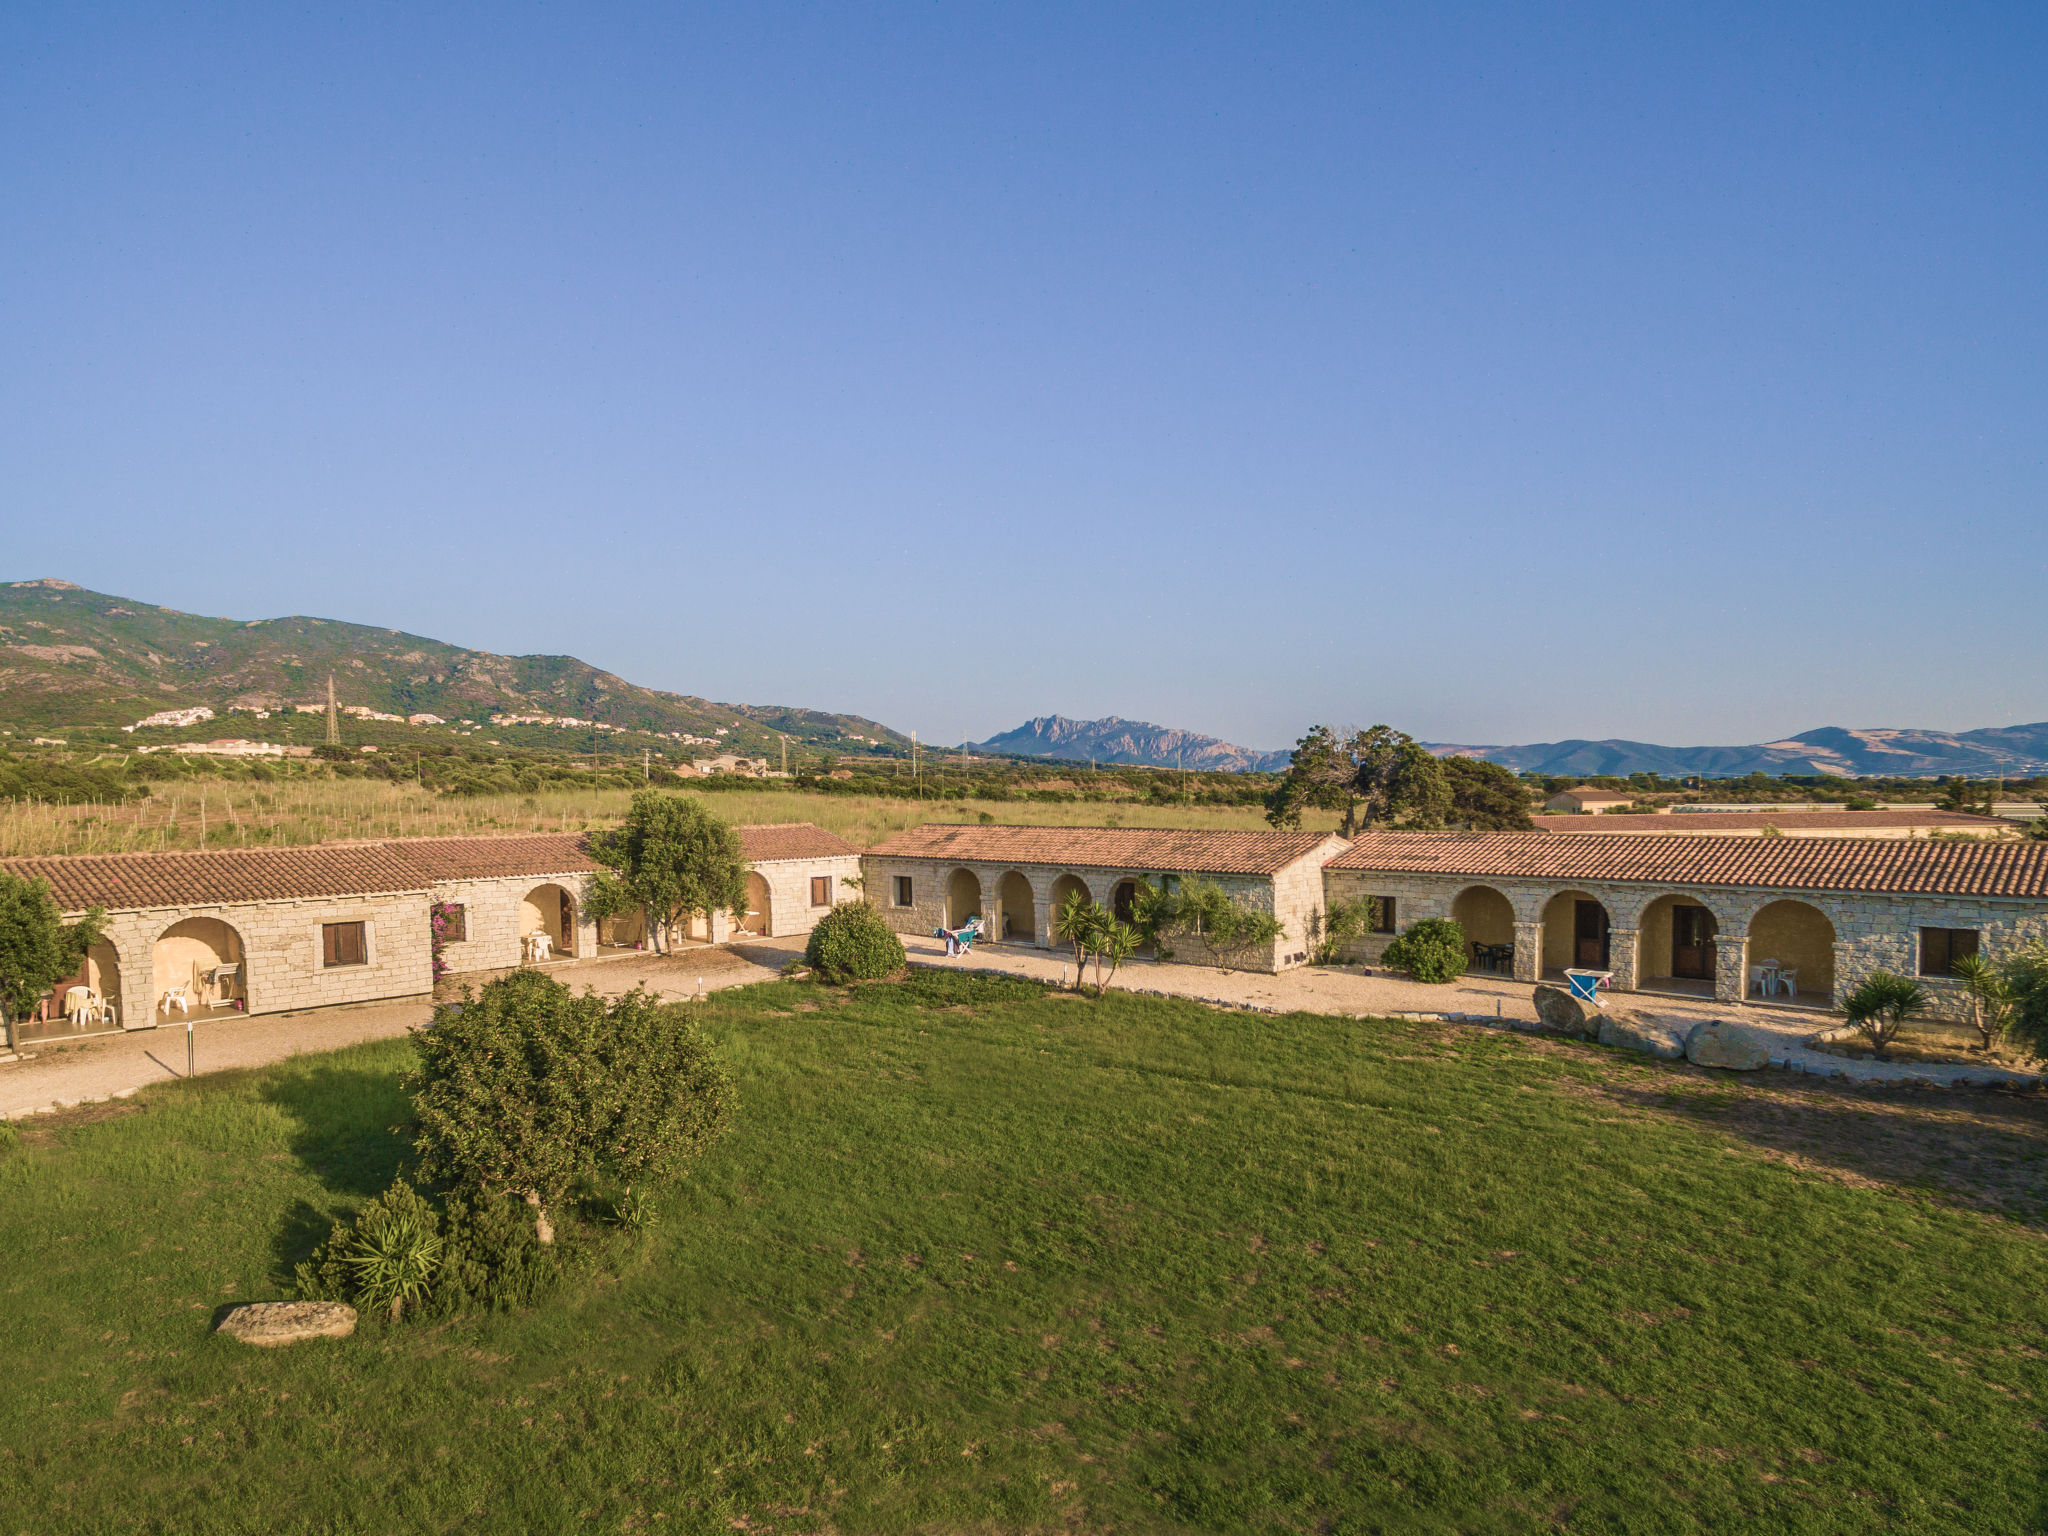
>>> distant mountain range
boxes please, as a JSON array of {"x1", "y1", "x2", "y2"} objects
[
  {"x1": 1432, "y1": 725, "x2": 2048, "y2": 779},
  {"x1": 968, "y1": 715, "x2": 1294, "y2": 774},
  {"x1": 970, "y1": 713, "x2": 2048, "y2": 779},
  {"x1": 0, "y1": 580, "x2": 910, "y2": 755}
]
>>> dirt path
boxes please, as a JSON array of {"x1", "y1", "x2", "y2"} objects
[{"x1": 0, "y1": 947, "x2": 777, "y2": 1120}]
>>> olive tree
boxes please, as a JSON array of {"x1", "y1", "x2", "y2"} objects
[
  {"x1": 585, "y1": 791, "x2": 749, "y2": 952},
  {"x1": 0, "y1": 873, "x2": 105, "y2": 1052},
  {"x1": 1265, "y1": 725, "x2": 1450, "y2": 837},
  {"x1": 407, "y1": 970, "x2": 734, "y2": 1243}
]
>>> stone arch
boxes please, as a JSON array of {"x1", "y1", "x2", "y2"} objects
[
  {"x1": 85, "y1": 939, "x2": 123, "y2": 1023},
  {"x1": 521, "y1": 883, "x2": 581, "y2": 956},
  {"x1": 1748, "y1": 899, "x2": 1836, "y2": 1004},
  {"x1": 1049, "y1": 873, "x2": 1092, "y2": 941},
  {"x1": 946, "y1": 868, "x2": 983, "y2": 929},
  {"x1": 997, "y1": 870, "x2": 1034, "y2": 942},
  {"x1": 739, "y1": 872, "x2": 772, "y2": 937},
  {"x1": 1540, "y1": 889, "x2": 1610, "y2": 974},
  {"x1": 1450, "y1": 885, "x2": 1515, "y2": 952},
  {"x1": 597, "y1": 907, "x2": 647, "y2": 950},
  {"x1": 1636, "y1": 894, "x2": 1720, "y2": 988},
  {"x1": 153, "y1": 915, "x2": 247, "y2": 1020}
]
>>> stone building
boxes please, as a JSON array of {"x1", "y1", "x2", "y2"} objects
[
  {"x1": 5, "y1": 822, "x2": 861, "y2": 1038},
  {"x1": 1542, "y1": 786, "x2": 1636, "y2": 814},
  {"x1": 1325, "y1": 830, "x2": 2048, "y2": 1018},
  {"x1": 861, "y1": 825, "x2": 1347, "y2": 973}
]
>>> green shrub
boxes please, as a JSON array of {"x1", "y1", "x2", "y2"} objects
[
  {"x1": 0, "y1": 1121, "x2": 17, "y2": 1156},
  {"x1": 1842, "y1": 970, "x2": 1928, "y2": 1061},
  {"x1": 431, "y1": 1187, "x2": 561, "y2": 1313},
  {"x1": 296, "y1": 1180, "x2": 444, "y2": 1321},
  {"x1": 804, "y1": 901, "x2": 906, "y2": 982},
  {"x1": 1381, "y1": 917, "x2": 1468, "y2": 984}
]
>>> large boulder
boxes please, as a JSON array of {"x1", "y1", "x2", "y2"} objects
[
  {"x1": 1527, "y1": 984, "x2": 1603, "y2": 1039},
  {"x1": 216, "y1": 1301, "x2": 357, "y2": 1347},
  {"x1": 1598, "y1": 1011, "x2": 1689, "y2": 1060},
  {"x1": 1684, "y1": 1019, "x2": 1774, "y2": 1071}
]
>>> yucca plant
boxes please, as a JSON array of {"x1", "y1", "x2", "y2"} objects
[
  {"x1": 1948, "y1": 953, "x2": 2013, "y2": 1051},
  {"x1": 344, "y1": 1182, "x2": 445, "y2": 1321},
  {"x1": 1841, "y1": 971, "x2": 1928, "y2": 1062}
]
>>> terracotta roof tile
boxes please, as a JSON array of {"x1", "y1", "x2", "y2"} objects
[
  {"x1": 2, "y1": 823, "x2": 862, "y2": 913},
  {"x1": 1327, "y1": 830, "x2": 2048, "y2": 898},
  {"x1": 866, "y1": 824, "x2": 1343, "y2": 877},
  {"x1": 1533, "y1": 810, "x2": 2008, "y2": 834},
  {"x1": 389, "y1": 832, "x2": 600, "y2": 881},
  {"x1": 0, "y1": 844, "x2": 428, "y2": 912},
  {"x1": 737, "y1": 823, "x2": 861, "y2": 862}
]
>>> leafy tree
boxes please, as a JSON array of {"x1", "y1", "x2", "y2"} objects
[
  {"x1": 1265, "y1": 725, "x2": 1450, "y2": 836},
  {"x1": 1126, "y1": 876, "x2": 1285, "y2": 965},
  {"x1": 1309, "y1": 896, "x2": 1379, "y2": 964},
  {"x1": 586, "y1": 791, "x2": 749, "y2": 952},
  {"x1": 1440, "y1": 756, "x2": 1535, "y2": 831},
  {"x1": 1841, "y1": 971, "x2": 1928, "y2": 1062},
  {"x1": 408, "y1": 971, "x2": 734, "y2": 1244},
  {"x1": 804, "y1": 902, "x2": 905, "y2": 982},
  {"x1": 1380, "y1": 917, "x2": 1468, "y2": 984},
  {"x1": 0, "y1": 873, "x2": 106, "y2": 1052},
  {"x1": 1948, "y1": 954, "x2": 2013, "y2": 1051}
]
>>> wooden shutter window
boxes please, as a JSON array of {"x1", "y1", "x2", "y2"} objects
[
  {"x1": 323, "y1": 921, "x2": 367, "y2": 967},
  {"x1": 811, "y1": 876, "x2": 831, "y2": 907}
]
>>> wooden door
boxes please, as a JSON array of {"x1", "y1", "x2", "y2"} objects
[
  {"x1": 1574, "y1": 901, "x2": 1610, "y2": 968},
  {"x1": 1672, "y1": 905, "x2": 1717, "y2": 980}
]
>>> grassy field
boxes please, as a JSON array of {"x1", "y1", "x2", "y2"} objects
[
  {"x1": 3, "y1": 972, "x2": 2045, "y2": 1532},
  {"x1": 0, "y1": 781, "x2": 1327, "y2": 858}
]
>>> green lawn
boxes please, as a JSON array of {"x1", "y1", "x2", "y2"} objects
[{"x1": 2, "y1": 972, "x2": 2045, "y2": 1533}]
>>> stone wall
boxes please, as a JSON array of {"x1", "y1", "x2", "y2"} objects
[
  {"x1": 96, "y1": 891, "x2": 434, "y2": 1026},
  {"x1": 432, "y1": 871, "x2": 601, "y2": 976},
  {"x1": 751, "y1": 855, "x2": 865, "y2": 939},
  {"x1": 1323, "y1": 866, "x2": 2048, "y2": 1016}
]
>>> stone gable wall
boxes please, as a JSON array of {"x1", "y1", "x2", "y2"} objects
[{"x1": 751, "y1": 855, "x2": 865, "y2": 938}]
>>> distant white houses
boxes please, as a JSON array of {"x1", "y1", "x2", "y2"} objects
[
  {"x1": 134, "y1": 739, "x2": 314, "y2": 759},
  {"x1": 125, "y1": 706, "x2": 216, "y2": 732}
]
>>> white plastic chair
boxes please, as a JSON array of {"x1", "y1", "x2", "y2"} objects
[
  {"x1": 1775, "y1": 967, "x2": 1799, "y2": 998},
  {"x1": 162, "y1": 983, "x2": 192, "y2": 1016},
  {"x1": 64, "y1": 986, "x2": 92, "y2": 1023},
  {"x1": 1749, "y1": 966, "x2": 1771, "y2": 996}
]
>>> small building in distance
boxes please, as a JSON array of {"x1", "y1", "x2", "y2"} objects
[
  {"x1": 862, "y1": 824, "x2": 1347, "y2": 973},
  {"x1": 1543, "y1": 786, "x2": 1638, "y2": 814},
  {"x1": 1531, "y1": 809, "x2": 2014, "y2": 840}
]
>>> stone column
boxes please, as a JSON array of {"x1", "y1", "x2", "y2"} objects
[
  {"x1": 708, "y1": 909, "x2": 732, "y2": 945},
  {"x1": 1512, "y1": 921, "x2": 1544, "y2": 983},
  {"x1": 1608, "y1": 927, "x2": 1641, "y2": 992},
  {"x1": 1714, "y1": 931, "x2": 1750, "y2": 1006}
]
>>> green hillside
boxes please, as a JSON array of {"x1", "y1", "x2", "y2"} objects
[{"x1": 0, "y1": 579, "x2": 908, "y2": 757}]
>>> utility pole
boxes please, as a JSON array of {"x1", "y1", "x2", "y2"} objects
[
  {"x1": 780, "y1": 736, "x2": 787, "y2": 776},
  {"x1": 643, "y1": 747, "x2": 650, "y2": 782},
  {"x1": 912, "y1": 730, "x2": 921, "y2": 798},
  {"x1": 325, "y1": 675, "x2": 340, "y2": 747}
]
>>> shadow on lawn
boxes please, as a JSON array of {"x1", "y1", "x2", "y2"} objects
[
  {"x1": 261, "y1": 1062, "x2": 412, "y2": 1199},
  {"x1": 1606, "y1": 1072, "x2": 2048, "y2": 1229}
]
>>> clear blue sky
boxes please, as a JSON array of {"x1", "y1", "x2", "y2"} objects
[{"x1": 4, "y1": 4, "x2": 2044, "y2": 751}]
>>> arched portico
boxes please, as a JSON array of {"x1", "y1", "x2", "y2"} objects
[
  {"x1": 738, "y1": 873, "x2": 772, "y2": 936},
  {"x1": 1451, "y1": 885, "x2": 1515, "y2": 973},
  {"x1": 1048, "y1": 873, "x2": 1092, "y2": 947},
  {"x1": 997, "y1": 870, "x2": 1034, "y2": 942},
  {"x1": 1637, "y1": 894, "x2": 1720, "y2": 997},
  {"x1": 153, "y1": 916, "x2": 247, "y2": 1020},
  {"x1": 1747, "y1": 899, "x2": 1836, "y2": 1007},
  {"x1": 1540, "y1": 890, "x2": 1610, "y2": 977},
  {"x1": 521, "y1": 883, "x2": 581, "y2": 957},
  {"x1": 598, "y1": 907, "x2": 647, "y2": 950},
  {"x1": 946, "y1": 868, "x2": 983, "y2": 929}
]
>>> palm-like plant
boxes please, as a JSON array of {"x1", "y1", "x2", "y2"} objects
[
  {"x1": 1948, "y1": 954, "x2": 2013, "y2": 1051},
  {"x1": 1053, "y1": 890, "x2": 1104, "y2": 990},
  {"x1": 1841, "y1": 971, "x2": 1928, "y2": 1062},
  {"x1": 344, "y1": 1183, "x2": 445, "y2": 1321},
  {"x1": 1096, "y1": 920, "x2": 1141, "y2": 993}
]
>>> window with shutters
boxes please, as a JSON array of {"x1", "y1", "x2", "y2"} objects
[
  {"x1": 893, "y1": 875, "x2": 914, "y2": 907},
  {"x1": 810, "y1": 875, "x2": 832, "y2": 907},
  {"x1": 1919, "y1": 926, "x2": 1980, "y2": 977},
  {"x1": 1372, "y1": 897, "x2": 1398, "y2": 934},
  {"x1": 322, "y1": 921, "x2": 368, "y2": 968}
]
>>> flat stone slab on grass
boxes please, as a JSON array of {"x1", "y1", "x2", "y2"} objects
[
  {"x1": 1685, "y1": 1019, "x2": 1774, "y2": 1071},
  {"x1": 216, "y1": 1301, "x2": 357, "y2": 1347}
]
